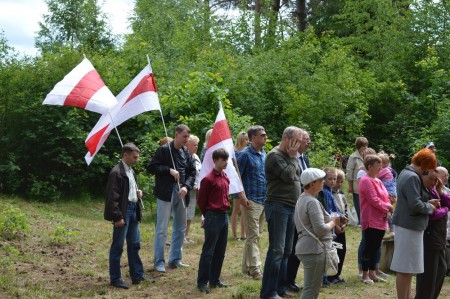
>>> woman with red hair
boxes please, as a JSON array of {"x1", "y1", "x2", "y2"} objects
[{"x1": 390, "y1": 149, "x2": 441, "y2": 299}]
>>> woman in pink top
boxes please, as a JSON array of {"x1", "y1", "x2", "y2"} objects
[{"x1": 359, "y1": 154, "x2": 394, "y2": 284}]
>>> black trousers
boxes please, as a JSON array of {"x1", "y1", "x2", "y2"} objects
[
  {"x1": 361, "y1": 227, "x2": 384, "y2": 271},
  {"x1": 328, "y1": 232, "x2": 346, "y2": 280},
  {"x1": 415, "y1": 249, "x2": 446, "y2": 299}
]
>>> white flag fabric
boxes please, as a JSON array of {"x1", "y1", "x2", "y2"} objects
[
  {"x1": 42, "y1": 58, "x2": 117, "y2": 114},
  {"x1": 84, "y1": 64, "x2": 161, "y2": 165},
  {"x1": 198, "y1": 103, "x2": 244, "y2": 194}
]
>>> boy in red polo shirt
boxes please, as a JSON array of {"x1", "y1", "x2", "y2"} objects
[{"x1": 197, "y1": 148, "x2": 231, "y2": 294}]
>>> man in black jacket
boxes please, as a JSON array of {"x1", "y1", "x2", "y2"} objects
[
  {"x1": 148, "y1": 124, "x2": 196, "y2": 273},
  {"x1": 105, "y1": 143, "x2": 153, "y2": 289}
]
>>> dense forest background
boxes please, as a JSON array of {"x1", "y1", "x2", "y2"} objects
[{"x1": 1, "y1": 0, "x2": 450, "y2": 201}]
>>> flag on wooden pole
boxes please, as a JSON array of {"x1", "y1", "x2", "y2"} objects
[
  {"x1": 198, "y1": 102, "x2": 244, "y2": 194},
  {"x1": 84, "y1": 64, "x2": 161, "y2": 164}
]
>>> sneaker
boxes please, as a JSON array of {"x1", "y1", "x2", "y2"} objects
[
  {"x1": 331, "y1": 277, "x2": 345, "y2": 284},
  {"x1": 168, "y1": 262, "x2": 189, "y2": 269},
  {"x1": 377, "y1": 271, "x2": 390, "y2": 277},
  {"x1": 155, "y1": 265, "x2": 166, "y2": 273}
]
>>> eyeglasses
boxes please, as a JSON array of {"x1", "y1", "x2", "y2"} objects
[{"x1": 258, "y1": 133, "x2": 267, "y2": 137}]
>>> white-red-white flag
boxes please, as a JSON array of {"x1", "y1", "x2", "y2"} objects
[
  {"x1": 42, "y1": 58, "x2": 117, "y2": 114},
  {"x1": 84, "y1": 64, "x2": 161, "y2": 165},
  {"x1": 198, "y1": 103, "x2": 244, "y2": 194}
]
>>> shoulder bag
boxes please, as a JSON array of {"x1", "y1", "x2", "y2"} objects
[{"x1": 297, "y1": 201, "x2": 342, "y2": 276}]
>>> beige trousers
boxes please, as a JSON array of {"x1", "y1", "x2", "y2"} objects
[{"x1": 241, "y1": 200, "x2": 265, "y2": 274}]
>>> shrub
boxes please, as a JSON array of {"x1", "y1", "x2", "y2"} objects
[
  {"x1": 0, "y1": 204, "x2": 30, "y2": 240},
  {"x1": 49, "y1": 225, "x2": 78, "y2": 245}
]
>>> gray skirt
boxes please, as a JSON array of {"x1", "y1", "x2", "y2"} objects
[{"x1": 390, "y1": 225, "x2": 424, "y2": 274}]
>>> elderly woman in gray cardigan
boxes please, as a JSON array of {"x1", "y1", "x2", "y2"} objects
[
  {"x1": 294, "y1": 168, "x2": 340, "y2": 299},
  {"x1": 390, "y1": 149, "x2": 440, "y2": 299}
]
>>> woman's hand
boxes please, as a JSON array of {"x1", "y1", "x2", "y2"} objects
[
  {"x1": 428, "y1": 198, "x2": 441, "y2": 209},
  {"x1": 384, "y1": 211, "x2": 393, "y2": 220},
  {"x1": 386, "y1": 204, "x2": 394, "y2": 213}
]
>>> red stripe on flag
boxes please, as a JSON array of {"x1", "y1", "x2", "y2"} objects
[
  {"x1": 85, "y1": 124, "x2": 110, "y2": 155},
  {"x1": 64, "y1": 69, "x2": 106, "y2": 109},
  {"x1": 122, "y1": 73, "x2": 157, "y2": 108},
  {"x1": 208, "y1": 119, "x2": 232, "y2": 148}
]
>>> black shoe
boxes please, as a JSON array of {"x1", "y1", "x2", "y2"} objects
[
  {"x1": 287, "y1": 283, "x2": 301, "y2": 292},
  {"x1": 132, "y1": 276, "x2": 156, "y2": 284},
  {"x1": 280, "y1": 290, "x2": 296, "y2": 298},
  {"x1": 198, "y1": 285, "x2": 210, "y2": 294},
  {"x1": 110, "y1": 279, "x2": 129, "y2": 289},
  {"x1": 210, "y1": 280, "x2": 230, "y2": 288}
]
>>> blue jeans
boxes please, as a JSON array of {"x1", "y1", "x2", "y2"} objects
[
  {"x1": 109, "y1": 203, "x2": 144, "y2": 282},
  {"x1": 260, "y1": 202, "x2": 295, "y2": 299},
  {"x1": 197, "y1": 211, "x2": 229, "y2": 287},
  {"x1": 154, "y1": 186, "x2": 187, "y2": 267},
  {"x1": 352, "y1": 193, "x2": 361, "y2": 224}
]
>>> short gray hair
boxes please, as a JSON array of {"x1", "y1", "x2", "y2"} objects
[{"x1": 282, "y1": 126, "x2": 303, "y2": 139}]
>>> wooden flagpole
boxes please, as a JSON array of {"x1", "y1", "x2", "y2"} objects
[{"x1": 149, "y1": 55, "x2": 186, "y2": 209}]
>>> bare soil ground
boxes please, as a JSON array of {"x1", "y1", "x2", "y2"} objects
[{"x1": 1, "y1": 196, "x2": 449, "y2": 299}]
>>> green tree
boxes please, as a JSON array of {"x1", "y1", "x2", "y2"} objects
[{"x1": 35, "y1": 0, "x2": 114, "y2": 53}]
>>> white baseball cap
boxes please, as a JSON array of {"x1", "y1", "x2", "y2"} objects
[{"x1": 300, "y1": 168, "x2": 326, "y2": 186}]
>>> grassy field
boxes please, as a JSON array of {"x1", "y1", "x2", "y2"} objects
[{"x1": 0, "y1": 194, "x2": 449, "y2": 299}]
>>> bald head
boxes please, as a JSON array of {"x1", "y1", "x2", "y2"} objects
[{"x1": 437, "y1": 166, "x2": 449, "y2": 185}]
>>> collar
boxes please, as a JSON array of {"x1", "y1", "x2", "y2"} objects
[
  {"x1": 122, "y1": 160, "x2": 132, "y2": 172},
  {"x1": 212, "y1": 169, "x2": 225, "y2": 176},
  {"x1": 248, "y1": 144, "x2": 264, "y2": 155}
]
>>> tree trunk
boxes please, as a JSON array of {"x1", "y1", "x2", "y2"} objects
[
  {"x1": 265, "y1": 0, "x2": 281, "y2": 50},
  {"x1": 296, "y1": 0, "x2": 307, "y2": 32},
  {"x1": 255, "y1": 0, "x2": 262, "y2": 48}
]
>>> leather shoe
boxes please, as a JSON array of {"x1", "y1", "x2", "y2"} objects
[
  {"x1": 168, "y1": 262, "x2": 189, "y2": 269},
  {"x1": 280, "y1": 290, "x2": 296, "y2": 298},
  {"x1": 287, "y1": 283, "x2": 301, "y2": 292},
  {"x1": 210, "y1": 280, "x2": 230, "y2": 288},
  {"x1": 198, "y1": 285, "x2": 210, "y2": 294},
  {"x1": 110, "y1": 279, "x2": 129, "y2": 289},
  {"x1": 132, "y1": 276, "x2": 156, "y2": 284}
]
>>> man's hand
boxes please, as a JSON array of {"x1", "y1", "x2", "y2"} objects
[
  {"x1": 114, "y1": 219, "x2": 125, "y2": 227},
  {"x1": 238, "y1": 192, "x2": 250, "y2": 209},
  {"x1": 170, "y1": 168, "x2": 180, "y2": 182},
  {"x1": 178, "y1": 186, "x2": 188, "y2": 199},
  {"x1": 287, "y1": 138, "x2": 301, "y2": 158},
  {"x1": 137, "y1": 189, "x2": 143, "y2": 199}
]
